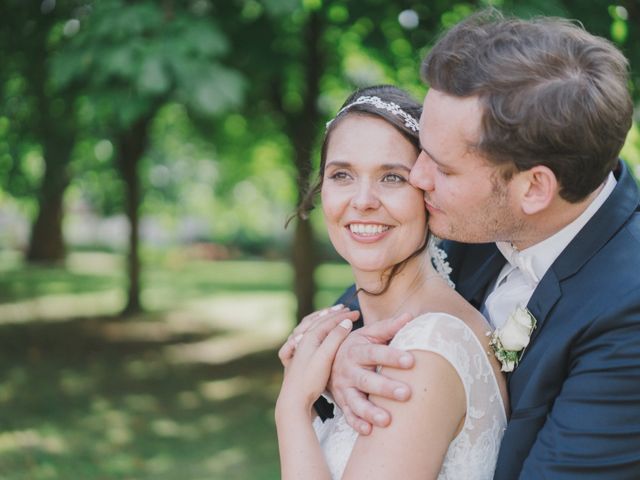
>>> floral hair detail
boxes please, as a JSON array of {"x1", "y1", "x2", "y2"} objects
[{"x1": 325, "y1": 95, "x2": 420, "y2": 132}]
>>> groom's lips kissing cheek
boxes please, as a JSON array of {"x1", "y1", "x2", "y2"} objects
[
  {"x1": 346, "y1": 221, "x2": 393, "y2": 244},
  {"x1": 423, "y1": 195, "x2": 442, "y2": 214}
]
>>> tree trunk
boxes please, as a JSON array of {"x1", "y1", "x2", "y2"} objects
[
  {"x1": 24, "y1": 5, "x2": 76, "y2": 264},
  {"x1": 290, "y1": 10, "x2": 324, "y2": 321},
  {"x1": 116, "y1": 114, "x2": 154, "y2": 316},
  {"x1": 26, "y1": 139, "x2": 74, "y2": 263},
  {"x1": 293, "y1": 216, "x2": 316, "y2": 321}
]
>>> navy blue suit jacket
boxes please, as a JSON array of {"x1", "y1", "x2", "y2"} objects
[
  {"x1": 333, "y1": 160, "x2": 640, "y2": 478},
  {"x1": 448, "y1": 160, "x2": 640, "y2": 478}
]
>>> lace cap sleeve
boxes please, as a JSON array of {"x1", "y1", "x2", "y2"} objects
[{"x1": 389, "y1": 313, "x2": 495, "y2": 397}]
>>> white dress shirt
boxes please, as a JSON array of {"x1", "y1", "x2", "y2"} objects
[{"x1": 485, "y1": 172, "x2": 617, "y2": 329}]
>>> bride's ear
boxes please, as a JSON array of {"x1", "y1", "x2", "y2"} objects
[{"x1": 517, "y1": 165, "x2": 557, "y2": 216}]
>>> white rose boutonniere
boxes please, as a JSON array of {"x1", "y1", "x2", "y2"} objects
[{"x1": 489, "y1": 307, "x2": 537, "y2": 372}]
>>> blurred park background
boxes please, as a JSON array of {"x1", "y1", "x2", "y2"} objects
[{"x1": 1, "y1": 0, "x2": 639, "y2": 478}]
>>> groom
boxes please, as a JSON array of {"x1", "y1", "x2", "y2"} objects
[{"x1": 326, "y1": 11, "x2": 640, "y2": 479}]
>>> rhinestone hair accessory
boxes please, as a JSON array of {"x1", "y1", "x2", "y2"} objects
[{"x1": 325, "y1": 95, "x2": 420, "y2": 132}]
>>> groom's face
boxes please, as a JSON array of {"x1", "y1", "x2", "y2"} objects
[{"x1": 410, "y1": 89, "x2": 523, "y2": 243}]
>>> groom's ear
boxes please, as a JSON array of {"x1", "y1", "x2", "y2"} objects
[{"x1": 518, "y1": 165, "x2": 557, "y2": 215}]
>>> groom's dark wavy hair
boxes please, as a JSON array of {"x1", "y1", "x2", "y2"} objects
[
  {"x1": 422, "y1": 9, "x2": 633, "y2": 202},
  {"x1": 292, "y1": 85, "x2": 428, "y2": 296}
]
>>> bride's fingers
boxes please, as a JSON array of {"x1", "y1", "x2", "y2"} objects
[
  {"x1": 293, "y1": 304, "x2": 347, "y2": 337},
  {"x1": 304, "y1": 310, "x2": 359, "y2": 342},
  {"x1": 280, "y1": 310, "x2": 358, "y2": 368},
  {"x1": 280, "y1": 310, "x2": 353, "y2": 365},
  {"x1": 278, "y1": 340, "x2": 296, "y2": 366},
  {"x1": 278, "y1": 331, "x2": 306, "y2": 363},
  {"x1": 315, "y1": 319, "x2": 353, "y2": 359}
]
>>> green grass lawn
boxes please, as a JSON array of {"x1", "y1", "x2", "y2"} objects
[{"x1": 0, "y1": 251, "x2": 353, "y2": 480}]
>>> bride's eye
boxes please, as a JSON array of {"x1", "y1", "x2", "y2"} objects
[
  {"x1": 327, "y1": 171, "x2": 351, "y2": 182},
  {"x1": 382, "y1": 173, "x2": 406, "y2": 184}
]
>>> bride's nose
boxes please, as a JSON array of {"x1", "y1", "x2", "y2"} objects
[{"x1": 350, "y1": 180, "x2": 381, "y2": 211}]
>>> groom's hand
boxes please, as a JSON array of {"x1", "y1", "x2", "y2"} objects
[{"x1": 328, "y1": 313, "x2": 415, "y2": 435}]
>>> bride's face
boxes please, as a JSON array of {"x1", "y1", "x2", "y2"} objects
[{"x1": 321, "y1": 115, "x2": 426, "y2": 274}]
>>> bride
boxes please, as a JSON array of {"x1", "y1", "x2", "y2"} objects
[{"x1": 276, "y1": 85, "x2": 509, "y2": 479}]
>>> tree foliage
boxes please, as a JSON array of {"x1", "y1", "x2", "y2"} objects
[{"x1": 1, "y1": 0, "x2": 640, "y2": 320}]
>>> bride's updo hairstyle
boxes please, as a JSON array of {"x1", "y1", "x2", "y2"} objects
[{"x1": 295, "y1": 85, "x2": 428, "y2": 296}]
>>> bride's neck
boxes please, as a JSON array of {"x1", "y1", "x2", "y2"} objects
[{"x1": 353, "y1": 253, "x2": 438, "y2": 325}]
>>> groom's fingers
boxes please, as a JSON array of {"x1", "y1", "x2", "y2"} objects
[
  {"x1": 354, "y1": 367, "x2": 412, "y2": 403},
  {"x1": 342, "y1": 392, "x2": 373, "y2": 435},
  {"x1": 349, "y1": 342, "x2": 415, "y2": 370}
]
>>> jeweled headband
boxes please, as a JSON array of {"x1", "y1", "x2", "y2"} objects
[{"x1": 325, "y1": 95, "x2": 420, "y2": 132}]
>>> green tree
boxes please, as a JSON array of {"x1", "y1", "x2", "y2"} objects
[
  {"x1": 53, "y1": 0, "x2": 245, "y2": 314},
  {"x1": 0, "y1": 0, "x2": 78, "y2": 263}
]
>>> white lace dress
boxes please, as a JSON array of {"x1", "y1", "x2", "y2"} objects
[{"x1": 313, "y1": 313, "x2": 507, "y2": 479}]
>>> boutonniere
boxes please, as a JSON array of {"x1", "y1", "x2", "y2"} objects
[{"x1": 489, "y1": 307, "x2": 537, "y2": 372}]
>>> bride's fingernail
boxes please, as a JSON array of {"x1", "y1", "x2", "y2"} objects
[
  {"x1": 318, "y1": 310, "x2": 328, "y2": 317},
  {"x1": 330, "y1": 304, "x2": 343, "y2": 311},
  {"x1": 293, "y1": 333, "x2": 304, "y2": 345},
  {"x1": 339, "y1": 319, "x2": 352, "y2": 329}
]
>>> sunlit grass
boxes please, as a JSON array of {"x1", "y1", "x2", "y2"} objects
[{"x1": 0, "y1": 251, "x2": 353, "y2": 479}]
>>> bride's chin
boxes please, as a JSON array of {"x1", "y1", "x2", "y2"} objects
[
  {"x1": 348, "y1": 261, "x2": 391, "y2": 274},
  {"x1": 349, "y1": 265, "x2": 392, "y2": 288}
]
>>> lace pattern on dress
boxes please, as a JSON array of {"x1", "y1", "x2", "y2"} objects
[{"x1": 313, "y1": 313, "x2": 507, "y2": 479}]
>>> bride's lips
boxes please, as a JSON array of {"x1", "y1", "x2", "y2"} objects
[{"x1": 345, "y1": 222, "x2": 393, "y2": 243}]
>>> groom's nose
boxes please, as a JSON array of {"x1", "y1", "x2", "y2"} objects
[{"x1": 410, "y1": 151, "x2": 434, "y2": 192}]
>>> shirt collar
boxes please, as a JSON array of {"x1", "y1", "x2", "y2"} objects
[{"x1": 496, "y1": 172, "x2": 617, "y2": 285}]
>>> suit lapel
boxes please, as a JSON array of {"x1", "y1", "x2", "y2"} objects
[{"x1": 508, "y1": 271, "x2": 561, "y2": 388}]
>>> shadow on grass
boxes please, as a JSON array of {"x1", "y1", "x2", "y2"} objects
[
  {"x1": 0, "y1": 315, "x2": 283, "y2": 480},
  {"x1": 0, "y1": 268, "x2": 120, "y2": 303},
  {"x1": 0, "y1": 253, "x2": 354, "y2": 479}
]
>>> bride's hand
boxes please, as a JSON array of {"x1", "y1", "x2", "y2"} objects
[
  {"x1": 278, "y1": 305, "x2": 358, "y2": 368},
  {"x1": 277, "y1": 311, "x2": 357, "y2": 413}
]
